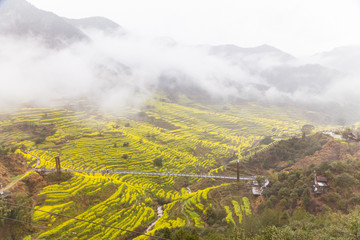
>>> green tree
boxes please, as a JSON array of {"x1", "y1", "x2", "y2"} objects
[
  {"x1": 279, "y1": 211, "x2": 290, "y2": 226},
  {"x1": 154, "y1": 157, "x2": 163, "y2": 168},
  {"x1": 302, "y1": 189, "x2": 310, "y2": 210},
  {"x1": 349, "y1": 217, "x2": 360, "y2": 240},
  {"x1": 260, "y1": 208, "x2": 279, "y2": 227},
  {"x1": 256, "y1": 176, "x2": 266, "y2": 186},
  {"x1": 301, "y1": 125, "x2": 314, "y2": 139},
  {"x1": 335, "y1": 173, "x2": 358, "y2": 188},
  {"x1": 255, "y1": 225, "x2": 294, "y2": 240}
]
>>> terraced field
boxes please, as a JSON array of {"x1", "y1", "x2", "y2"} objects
[{"x1": 0, "y1": 98, "x2": 327, "y2": 239}]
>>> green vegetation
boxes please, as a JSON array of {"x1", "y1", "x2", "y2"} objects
[
  {"x1": 248, "y1": 133, "x2": 330, "y2": 171},
  {"x1": 44, "y1": 172, "x2": 74, "y2": 182},
  {"x1": 0, "y1": 97, "x2": 359, "y2": 239},
  {"x1": 154, "y1": 157, "x2": 163, "y2": 168},
  {"x1": 301, "y1": 124, "x2": 315, "y2": 139},
  {"x1": 0, "y1": 193, "x2": 33, "y2": 240}
]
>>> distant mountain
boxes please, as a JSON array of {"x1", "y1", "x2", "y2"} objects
[
  {"x1": 65, "y1": 16, "x2": 124, "y2": 34},
  {"x1": 209, "y1": 44, "x2": 295, "y2": 62},
  {"x1": 262, "y1": 64, "x2": 340, "y2": 94},
  {"x1": 0, "y1": 0, "x2": 126, "y2": 47},
  {"x1": 314, "y1": 45, "x2": 360, "y2": 74},
  {"x1": 0, "y1": 0, "x2": 88, "y2": 47},
  {"x1": 0, "y1": 0, "x2": 346, "y2": 111},
  {"x1": 208, "y1": 44, "x2": 339, "y2": 95}
]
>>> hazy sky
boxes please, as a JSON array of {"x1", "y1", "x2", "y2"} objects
[{"x1": 26, "y1": 0, "x2": 360, "y2": 56}]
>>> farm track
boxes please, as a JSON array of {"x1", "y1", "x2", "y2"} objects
[{"x1": 0, "y1": 170, "x2": 33, "y2": 193}]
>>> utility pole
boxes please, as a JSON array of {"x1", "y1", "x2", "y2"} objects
[
  {"x1": 55, "y1": 155, "x2": 61, "y2": 176},
  {"x1": 237, "y1": 159, "x2": 240, "y2": 183}
]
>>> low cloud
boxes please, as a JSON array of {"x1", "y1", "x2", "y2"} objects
[{"x1": 0, "y1": 29, "x2": 359, "y2": 122}]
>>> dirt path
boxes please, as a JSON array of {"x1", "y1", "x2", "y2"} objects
[
  {"x1": 0, "y1": 170, "x2": 34, "y2": 193},
  {"x1": 145, "y1": 206, "x2": 163, "y2": 233}
]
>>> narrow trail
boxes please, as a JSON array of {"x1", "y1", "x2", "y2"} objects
[
  {"x1": 0, "y1": 151, "x2": 40, "y2": 194},
  {"x1": 0, "y1": 170, "x2": 34, "y2": 193},
  {"x1": 27, "y1": 150, "x2": 41, "y2": 168},
  {"x1": 145, "y1": 206, "x2": 163, "y2": 233}
]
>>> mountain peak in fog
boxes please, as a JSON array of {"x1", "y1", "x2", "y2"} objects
[
  {"x1": 0, "y1": 0, "x2": 359, "y2": 122},
  {"x1": 209, "y1": 44, "x2": 294, "y2": 61},
  {"x1": 65, "y1": 16, "x2": 124, "y2": 35},
  {"x1": 0, "y1": 0, "x2": 89, "y2": 47},
  {"x1": 313, "y1": 45, "x2": 360, "y2": 74}
]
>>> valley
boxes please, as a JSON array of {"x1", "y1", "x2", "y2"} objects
[
  {"x1": 0, "y1": 98, "x2": 323, "y2": 239},
  {"x1": 1, "y1": 1, "x2": 360, "y2": 239},
  {"x1": 1, "y1": 97, "x2": 359, "y2": 240}
]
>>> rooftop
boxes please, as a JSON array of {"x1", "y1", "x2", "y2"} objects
[{"x1": 316, "y1": 175, "x2": 328, "y2": 183}]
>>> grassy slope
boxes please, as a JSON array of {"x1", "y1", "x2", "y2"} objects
[{"x1": 0, "y1": 98, "x2": 333, "y2": 239}]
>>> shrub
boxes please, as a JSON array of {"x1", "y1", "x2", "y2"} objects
[
  {"x1": 337, "y1": 199, "x2": 348, "y2": 212},
  {"x1": 205, "y1": 208, "x2": 226, "y2": 226},
  {"x1": 278, "y1": 187, "x2": 291, "y2": 198},
  {"x1": 44, "y1": 172, "x2": 73, "y2": 182},
  {"x1": 35, "y1": 137, "x2": 46, "y2": 145},
  {"x1": 266, "y1": 195, "x2": 277, "y2": 209},
  {"x1": 260, "y1": 208, "x2": 279, "y2": 227},
  {"x1": 154, "y1": 157, "x2": 163, "y2": 168},
  {"x1": 322, "y1": 192, "x2": 341, "y2": 203},
  {"x1": 260, "y1": 136, "x2": 274, "y2": 145},
  {"x1": 279, "y1": 199, "x2": 289, "y2": 210},
  {"x1": 335, "y1": 173, "x2": 358, "y2": 188},
  {"x1": 349, "y1": 194, "x2": 360, "y2": 205}
]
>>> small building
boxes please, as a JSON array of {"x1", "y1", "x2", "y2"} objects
[
  {"x1": 323, "y1": 130, "x2": 343, "y2": 139},
  {"x1": 252, "y1": 186, "x2": 262, "y2": 196},
  {"x1": 252, "y1": 178, "x2": 270, "y2": 196},
  {"x1": 313, "y1": 171, "x2": 329, "y2": 194},
  {"x1": 346, "y1": 133, "x2": 359, "y2": 142}
]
